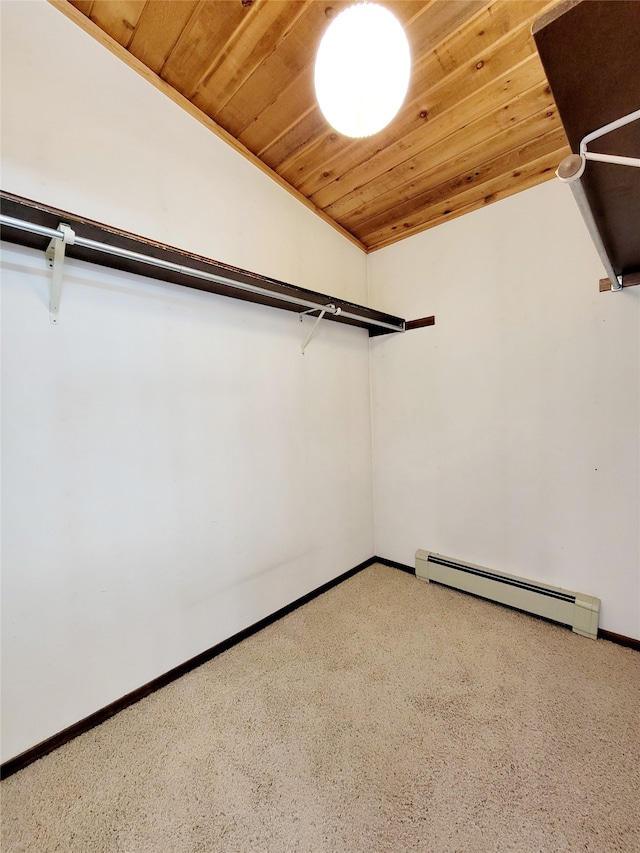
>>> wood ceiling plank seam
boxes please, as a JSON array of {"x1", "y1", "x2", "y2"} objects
[
  {"x1": 349, "y1": 125, "x2": 568, "y2": 236},
  {"x1": 312, "y1": 76, "x2": 555, "y2": 214},
  {"x1": 232, "y1": 33, "x2": 320, "y2": 152},
  {"x1": 89, "y1": 0, "x2": 147, "y2": 50},
  {"x1": 260, "y1": 111, "x2": 327, "y2": 172},
  {"x1": 401, "y1": 0, "x2": 442, "y2": 29},
  {"x1": 351, "y1": 129, "x2": 569, "y2": 236},
  {"x1": 344, "y1": 98, "x2": 562, "y2": 228},
  {"x1": 256, "y1": 103, "x2": 321, "y2": 162},
  {"x1": 247, "y1": 101, "x2": 319, "y2": 162},
  {"x1": 411, "y1": 0, "x2": 547, "y2": 79},
  {"x1": 407, "y1": 0, "x2": 494, "y2": 67},
  {"x1": 127, "y1": 1, "x2": 202, "y2": 76},
  {"x1": 261, "y1": 120, "x2": 327, "y2": 176},
  {"x1": 404, "y1": 5, "x2": 556, "y2": 107},
  {"x1": 47, "y1": 0, "x2": 366, "y2": 253},
  {"x1": 357, "y1": 128, "x2": 566, "y2": 242},
  {"x1": 286, "y1": 6, "x2": 550, "y2": 201},
  {"x1": 192, "y1": 0, "x2": 314, "y2": 121},
  {"x1": 319, "y1": 54, "x2": 550, "y2": 220},
  {"x1": 210, "y1": 2, "x2": 352, "y2": 139},
  {"x1": 126, "y1": 0, "x2": 149, "y2": 49},
  {"x1": 240, "y1": 66, "x2": 318, "y2": 155},
  {"x1": 364, "y1": 145, "x2": 569, "y2": 251},
  {"x1": 68, "y1": 0, "x2": 94, "y2": 15},
  {"x1": 186, "y1": 0, "x2": 272, "y2": 101},
  {"x1": 531, "y1": 0, "x2": 584, "y2": 34},
  {"x1": 373, "y1": 145, "x2": 570, "y2": 249},
  {"x1": 330, "y1": 97, "x2": 561, "y2": 228},
  {"x1": 155, "y1": 0, "x2": 206, "y2": 77},
  {"x1": 159, "y1": 1, "x2": 248, "y2": 98}
]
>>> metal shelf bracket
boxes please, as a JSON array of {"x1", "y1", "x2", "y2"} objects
[
  {"x1": 45, "y1": 223, "x2": 75, "y2": 324},
  {"x1": 299, "y1": 303, "x2": 341, "y2": 354}
]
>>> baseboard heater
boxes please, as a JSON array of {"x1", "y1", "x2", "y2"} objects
[{"x1": 415, "y1": 550, "x2": 600, "y2": 639}]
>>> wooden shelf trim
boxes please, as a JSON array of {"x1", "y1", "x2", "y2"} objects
[
  {"x1": 599, "y1": 272, "x2": 640, "y2": 292},
  {"x1": 0, "y1": 192, "x2": 406, "y2": 337},
  {"x1": 406, "y1": 316, "x2": 436, "y2": 330}
]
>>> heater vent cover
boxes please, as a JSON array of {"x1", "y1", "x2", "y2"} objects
[{"x1": 416, "y1": 550, "x2": 600, "y2": 640}]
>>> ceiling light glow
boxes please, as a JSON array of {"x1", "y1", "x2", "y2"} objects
[{"x1": 314, "y1": 3, "x2": 411, "y2": 139}]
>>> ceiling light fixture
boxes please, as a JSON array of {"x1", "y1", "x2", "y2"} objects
[{"x1": 314, "y1": 3, "x2": 411, "y2": 139}]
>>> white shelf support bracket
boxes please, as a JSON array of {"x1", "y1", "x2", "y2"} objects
[
  {"x1": 557, "y1": 108, "x2": 640, "y2": 293},
  {"x1": 580, "y1": 107, "x2": 640, "y2": 168},
  {"x1": 299, "y1": 303, "x2": 341, "y2": 354},
  {"x1": 45, "y1": 223, "x2": 75, "y2": 324},
  {"x1": 557, "y1": 154, "x2": 623, "y2": 291}
]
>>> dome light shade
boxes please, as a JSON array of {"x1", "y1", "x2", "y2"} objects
[{"x1": 314, "y1": 3, "x2": 411, "y2": 139}]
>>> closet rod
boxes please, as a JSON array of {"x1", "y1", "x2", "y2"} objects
[{"x1": 0, "y1": 213, "x2": 403, "y2": 334}]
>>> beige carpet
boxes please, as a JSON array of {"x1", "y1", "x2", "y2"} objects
[{"x1": 2, "y1": 564, "x2": 639, "y2": 852}]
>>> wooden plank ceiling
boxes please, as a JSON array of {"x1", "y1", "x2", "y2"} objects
[{"x1": 58, "y1": 0, "x2": 570, "y2": 252}]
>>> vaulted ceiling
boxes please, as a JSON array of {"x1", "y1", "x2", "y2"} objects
[{"x1": 55, "y1": 0, "x2": 570, "y2": 252}]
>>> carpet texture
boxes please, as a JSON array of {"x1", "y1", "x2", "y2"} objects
[{"x1": 1, "y1": 564, "x2": 639, "y2": 852}]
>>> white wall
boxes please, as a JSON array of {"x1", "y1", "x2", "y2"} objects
[
  {"x1": 369, "y1": 179, "x2": 640, "y2": 639},
  {"x1": 0, "y1": 1, "x2": 373, "y2": 762},
  {"x1": 3, "y1": 0, "x2": 638, "y2": 767}
]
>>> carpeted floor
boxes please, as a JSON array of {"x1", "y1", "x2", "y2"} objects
[{"x1": 2, "y1": 564, "x2": 639, "y2": 852}]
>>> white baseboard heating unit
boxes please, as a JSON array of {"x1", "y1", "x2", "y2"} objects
[{"x1": 415, "y1": 550, "x2": 600, "y2": 639}]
